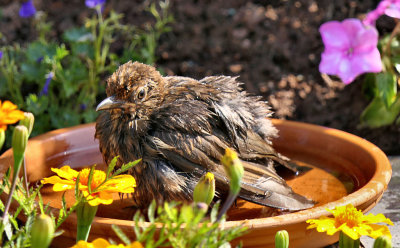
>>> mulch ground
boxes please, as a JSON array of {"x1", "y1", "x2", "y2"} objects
[{"x1": 1, "y1": 0, "x2": 399, "y2": 154}]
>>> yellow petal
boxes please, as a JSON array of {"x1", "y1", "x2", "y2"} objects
[
  {"x1": 364, "y1": 213, "x2": 394, "y2": 225},
  {"x1": 83, "y1": 191, "x2": 114, "y2": 206},
  {"x1": 338, "y1": 225, "x2": 361, "y2": 240},
  {"x1": 53, "y1": 183, "x2": 74, "y2": 191},
  {"x1": 352, "y1": 224, "x2": 371, "y2": 237},
  {"x1": 51, "y1": 166, "x2": 79, "y2": 180},
  {"x1": 128, "y1": 241, "x2": 144, "y2": 248},
  {"x1": 104, "y1": 175, "x2": 136, "y2": 188},
  {"x1": 2, "y1": 110, "x2": 25, "y2": 123},
  {"x1": 2, "y1": 101, "x2": 18, "y2": 111},
  {"x1": 70, "y1": 240, "x2": 94, "y2": 248},
  {"x1": 91, "y1": 238, "x2": 112, "y2": 247},
  {"x1": 0, "y1": 124, "x2": 7, "y2": 132},
  {"x1": 41, "y1": 175, "x2": 75, "y2": 186},
  {"x1": 368, "y1": 224, "x2": 392, "y2": 239},
  {"x1": 87, "y1": 196, "x2": 113, "y2": 206},
  {"x1": 82, "y1": 190, "x2": 90, "y2": 198}
]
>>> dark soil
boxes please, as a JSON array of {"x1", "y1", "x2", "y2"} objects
[{"x1": 1, "y1": 0, "x2": 399, "y2": 154}]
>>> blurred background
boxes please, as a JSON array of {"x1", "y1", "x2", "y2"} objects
[{"x1": 0, "y1": 0, "x2": 398, "y2": 154}]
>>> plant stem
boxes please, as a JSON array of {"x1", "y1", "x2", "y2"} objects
[
  {"x1": 2, "y1": 175, "x2": 18, "y2": 224},
  {"x1": 384, "y1": 21, "x2": 400, "y2": 76},
  {"x1": 76, "y1": 223, "x2": 92, "y2": 242},
  {"x1": 216, "y1": 191, "x2": 237, "y2": 222},
  {"x1": 22, "y1": 159, "x2": 30, "y2": 197},
  {"x1": 339, "y1": 232, "x2": 360, "y2": 248},
  {"x1": 75, "y1": 202, "x2": 98, "y2": 242}
]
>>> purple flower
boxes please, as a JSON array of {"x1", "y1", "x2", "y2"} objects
[
  {"x1": 0, "y1": 51, "x2": 3, "y2": 60},
  {"x1": 40, "y1": 72, "x2": 54, "y2": 96},
  {"x1": 19, "y1": 0, "x2": 36, "y2": 18},
  {"x1": 80, "y1": 104, "x2": 87, "y2": 110},
  {"x1": 36, "y1": 56, "x2": 44, "y2": 63},
  {"x1": 319, "y1": 19, "x2": 382, "y2": 84},
  {"x1": 85, "y1": 0, "x2": 106, "y2": 9}
]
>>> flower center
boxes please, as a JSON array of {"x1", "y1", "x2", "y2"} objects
[
  {"x1": 334, "y1": 206, "x2": 363, "y2": 228},
  {"x1": 78, "y1": 168, "x2": 106, "y2": 190},
  {"x1": 346, "y1": 47, "x2": 354, "y2": 56}
]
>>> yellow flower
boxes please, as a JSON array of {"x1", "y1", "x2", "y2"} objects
[
  {"x1": 306, "y1": 204, "x2": 393, "y2": 240},
  {"x1": 42, "y1": 166, "x2": 136, "y2": 206},
  {"x1": 71, "y1": 238, "x2": 143, "y2": 248},
  {"x1": 0, "y1": 100, "x2": 25, "y2": 131}
]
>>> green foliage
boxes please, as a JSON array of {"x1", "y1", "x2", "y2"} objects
[
  {"x1": 0, "y1": 171, "x2": 73, "y2": 247},
  {"x1": 0, "y1": 113, "x2": 75, "y2": 247},
  {"x1": 0, "y1": 1, "x2": 173, "y2": 136},
  {"x1": 362, "y1": 31, "x2": 400, "y2": 128},
  {"x1": 113, "y1": 201, "x2": 247, "y2": 248}
]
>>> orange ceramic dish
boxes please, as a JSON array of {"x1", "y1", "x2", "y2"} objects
[{"x1": 0, "y1": 120, "x2": 392, "y2": 248}]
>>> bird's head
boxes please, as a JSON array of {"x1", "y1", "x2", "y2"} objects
[{"x1": 96, "y1": 61, "x2": 165, "y2": 120}]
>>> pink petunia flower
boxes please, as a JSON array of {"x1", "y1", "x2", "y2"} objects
[
  {"x1": 385, "y1": 1, "x2": 400, "y2": 18},
  {"x1": 319, "y1": 19, "x2": 382, "y2": 84},
  {"x1": 363, "y1": 0, "x2": 400, "y2": 26}
]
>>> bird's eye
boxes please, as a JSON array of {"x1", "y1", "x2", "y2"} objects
[{"x1": 137, "y1": 88, "x2": 146, "y2": 100}]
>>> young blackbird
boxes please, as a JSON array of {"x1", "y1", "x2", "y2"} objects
[{"x1": 95, "y1": 61, "x2": 314, "y2": 210}]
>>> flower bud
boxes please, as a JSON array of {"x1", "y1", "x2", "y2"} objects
[
  {"x1": 0, "y1": 130, "x2": 5, "y2": 151},
  {"x1": 12, "y1": 125, "x2": 28, "y2": 156},
  {"x1": 275, "y1": 230, "x2": 289, "y2": 248},
  {"x1": 30, "y1": 214, "x2": 54, "y2": 248},
  {"x1": 221, "y1": 148, "x2": 244, "y2": 194},
  {"x1": 194, "y1": 202, "x2": 209, "y2": 213},
  {"x1": 19, "y1": 112, "x2": 34, "y2": 136},
  {"x1": 193, "y1": 172, "x2": 215, "y2": 205},
  {"x1": 374, "y1": 235, "x2": 392, "y2": 248},
  {"x1": 12, "y1": 125, "x2": 28, "y2": 178}
]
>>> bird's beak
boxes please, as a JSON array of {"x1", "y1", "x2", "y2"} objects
[{"x1": 96, "y1": 96, "x2": 125, "y2": 111}]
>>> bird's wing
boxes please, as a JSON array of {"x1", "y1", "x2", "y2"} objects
[
  {"x1": 148, "y1": 98, "x2": 313, "y2": 210},
  {"x1": 198, "y1": 76, "x2": 300, "y2": 172}
]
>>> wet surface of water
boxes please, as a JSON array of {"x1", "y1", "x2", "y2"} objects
[
  {"x1": 39, "y1": 144, "x2": 364, "y2": 221},
  {"x1": 227, "y1": 159, "x2": 357, "y2": 220}
]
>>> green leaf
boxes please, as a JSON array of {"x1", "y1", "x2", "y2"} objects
[
  {"x1": 49, "y1": 108, "x2": 81, "y2": 129},
  {"x1": 71, "y1": 43, "x2": 94, "y2": 58},
  {"x1": 87, "y1": 165, "x2": 96, "y2": 193},
  {"x1": 391, "y1": 55, "x2": 400, "y2": 74},
  {"x1": 26, "y1": 42, "x2": 48, "y2": 62},
  {"x1": 106, "y1": 156, "x2": 119, "y2": 179},
  {"x1": 21, "y1": 62, "x2": 47, "y2": 82},
  {"x1": 164, "y1": 202, "x2": 176, "y2": 221},
  {"x1": 75, "y1": 173, "x2": 81, "y2": 200},
  {"x1": 112, "y1": 224, "x2": 131, "y2": 245},
  {"x1": 63, "y1": 27, "x2": 93, "y2": 43},
  {"x1": 362, "y1": 73, "x2": 378, "y2": 100},
  {"x1": 376, "y1": 72, "x2": 397, "y2": 108},
  {"x1": 58, "y1": 193, "x2": 67, "y2": 224},
  {"x1": 179, "y1": 204, "x2": 194, "y2": 223},
  {"x1": 82, "y1": 109, "x2": 97, "y2": 123},
  {"x1": 3, "y1": 218, "x2": 13, "y2": 241},
  {"x1": 210, "y1": 202, "x2": 220, "y2": 223},
  {"x1": 147, "y1": 200, "x2": 156, "y2": 223},
  {"x1": 25, "y1": 94, "x2": 49, "y2": 115},
  {"x1": 113, "y1": 159, "x2": 141, "y2": 176},
  {"x1": 55, "y1": 45, "x2": 69, "y2": 60},
  {"x1": 360, "y1": 95, "x2": 400, "y2": 128}
]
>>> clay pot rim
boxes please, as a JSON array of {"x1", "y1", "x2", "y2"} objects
[{"x1": 21, "y1": 119, "x2": 391, "y2": 230}]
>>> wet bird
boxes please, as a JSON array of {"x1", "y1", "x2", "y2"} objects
[{"x1": 95, "y1": 61, "x2": 314, "y2": 210}]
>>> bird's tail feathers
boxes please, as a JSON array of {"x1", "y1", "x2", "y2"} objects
[{"x1": 239, "y1": 162, "x2": 314, "y2": 211}]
